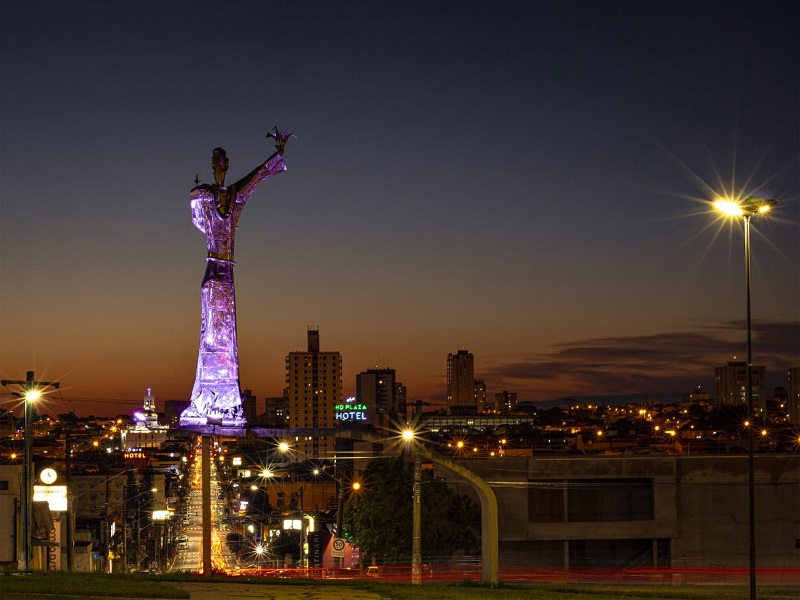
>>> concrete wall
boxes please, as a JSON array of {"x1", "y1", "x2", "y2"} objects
[
  {"x1": 439, "y1": 454, "x2": 800, "y2": 569},
  {"x1": 674, "y1": 455, "x2": 799, "y2": 568}
]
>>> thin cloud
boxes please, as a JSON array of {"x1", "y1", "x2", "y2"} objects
[{"x1": 483, "y1": 319, "x2": 799, "y2": 403}]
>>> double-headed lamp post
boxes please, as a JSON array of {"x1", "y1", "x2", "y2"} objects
[{"x1": 713, "y1": 195, "x2": 775, "y2": 600}]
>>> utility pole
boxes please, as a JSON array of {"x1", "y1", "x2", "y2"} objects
[
  {"x1": 412, "y1": 453, "x2": 422, "y2": 585},
  {"x1": 122, "y1": 483, "x2": 127, "y2": 573},
  {"x1": 65, "y1": 432, "x2": 74, "y2": 571},
  {"x1": 334, "y1": 481, "x2": 344, "y2": 569},
  {"x1": 104, "y1": 458, "x2": 111, "y2": 573},
  {"x1": 1, "y1": 371, "x2": 60, "y2": 571}
]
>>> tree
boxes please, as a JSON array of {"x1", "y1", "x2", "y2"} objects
[
  {"x1": 342, "y1": 456, "x2": 480, "y2": 565},
  {"x1": 271, "y1": 529, "x2": 300, "y2": 563}
]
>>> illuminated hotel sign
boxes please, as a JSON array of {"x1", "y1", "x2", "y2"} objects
[
  {"x1": 123, "y1": 450, "x2": 150, "y2": 461},
  {"x1": 334, "y1": 397, "x2": 368, "y2": 422}
]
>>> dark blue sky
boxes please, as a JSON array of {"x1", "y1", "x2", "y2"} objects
[{"x1": 1, "y1": 1, "x2": 798, "y2": 415}]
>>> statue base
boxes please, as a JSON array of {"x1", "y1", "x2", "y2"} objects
[
  {"x1": 180, "y1": 405, "x2": 246, "y2": 428},
  {"x1": 181, "y1": 382, "x2": 246, "y2": 428},
  {"x1": 179, "y1": 414, "x2": 247, "y2": 428}
]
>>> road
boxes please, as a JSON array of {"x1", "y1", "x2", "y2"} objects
[{"x1": 170, "y1": 451, "x2": 239, "y2": 573}]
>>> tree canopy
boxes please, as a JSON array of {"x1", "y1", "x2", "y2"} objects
[{"x1": 342, "y1": 455, "x2": 480, "y2": 565}]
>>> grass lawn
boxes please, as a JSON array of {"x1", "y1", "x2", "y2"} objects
[
  {"x1": 0, "y1": 572, "x2": 191, "y2": 599},
  {"x1": 364, "y1": 582, "x2": 799, "y2": 599},
  {"x1": 1, "y1": 572, "x2": 797, "y2": 600}
]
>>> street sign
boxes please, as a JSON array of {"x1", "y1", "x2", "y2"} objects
[
  {"x1": 331, "y1": 537, "x2": 345, "y2": 558},
  {"x1": 33, "y1": 485, "x2": 67, "y2": 511}
]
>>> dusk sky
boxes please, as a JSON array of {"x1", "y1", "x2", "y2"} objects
[{"x1": 1, "y1": 1, "x2": 798, "y2": 417}]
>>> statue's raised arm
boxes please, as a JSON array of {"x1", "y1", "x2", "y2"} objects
[{"x1": 267, "y1": 125, "x2": 296, "y2": 156}]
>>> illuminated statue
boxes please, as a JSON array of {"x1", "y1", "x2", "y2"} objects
[{"x1": 180, "y1": 128, "x2": 292, "y2": 427}]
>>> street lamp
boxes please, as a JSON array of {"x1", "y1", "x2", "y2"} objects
[
  {"x1": 402, "y1": 428, "x2": 422, "y2": 585},
  {"x1": 713, "y1": 194, "x2": 775, "y2": 600}
]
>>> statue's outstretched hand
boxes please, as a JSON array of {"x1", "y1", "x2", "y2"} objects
[{"x1": 267, "y1": 126, "x2": 295, "y2": 155}]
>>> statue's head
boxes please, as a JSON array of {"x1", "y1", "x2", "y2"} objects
[{"x1": 212, "y1": 147, "x2": 229, "y2": 186}]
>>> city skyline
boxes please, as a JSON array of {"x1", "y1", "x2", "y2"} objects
[{"x1": 1, "y1": 2, "x2": 798, "y2": 417}]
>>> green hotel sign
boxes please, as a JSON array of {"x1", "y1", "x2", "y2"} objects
[{"x1": 335, "y1": 398, "x2": 368, "y2": 421}]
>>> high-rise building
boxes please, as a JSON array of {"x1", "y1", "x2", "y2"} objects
[
  {"x1": 447, "y1": 349, "x2": 475, "y2": 413},
  {"x1": 264, "y1": 390, "x2": 290, "y2": 428},
  {"x1": 788, "y1": 367, "x2": 800, "y2": 425},
  {"x1": 714, "y1": 361, "x2": 766, "y2": 415},
  {"x1": 495, "y1": 390, "x2": 518, "y2": 414},
  {"x1": 164, "y1": 399, "x2": 190, "y2": 428},
  {"x1": 357, "y1": 368, "x2": 398, "y2": 425},
  {"x1": 474, "y1": 379, "x2": 487, "y2": 413},
  {"x1": 242, "y1": 388, "x2": 257, "y2": 423},
  {"x1": 286, "y1": 326, "x2": 341, "y2": 459},
  {"x1": 395, "y1": 382, "x2": 408, "y2": 420}
]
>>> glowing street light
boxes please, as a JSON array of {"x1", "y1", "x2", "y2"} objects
[
  {"x1": 713, "y1": 194, "x2": 775, "y2": 600},
  {"x1": 713, "y1": 197, "x2": 775, "y2": 217}
]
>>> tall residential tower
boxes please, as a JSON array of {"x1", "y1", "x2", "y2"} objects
[
  {"x1": 286, "y1": 326, "x2": 341, "y2": 458},
  {"x1": 357, "y1": 368, "x2": 406, "y2": 426},
  {"x1": 714, "y1": 360, "x2": 767, "y2": 416},
  {"x1": 447, "y1": 349, "x2": 475, "y2": 413}
]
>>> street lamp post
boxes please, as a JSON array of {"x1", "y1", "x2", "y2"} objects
[
  {"x1": 276, "y1": 442, "x2": 309, "y2": 569},
  {"x1": 22, "y1": 388, "x2": 39, "y2": 571},
  {"x1": 1, "y1": 371, "x2": 59, "y2": 571},
  {"x1": 713, "y1": 195, "x2": 775, "y2": 600},
  {"x1": 402, "y1": 428, "x2": 422, "y2": 585},
  {"x1": 276, "y1": 442, "x2": 358, "y2": 571},
  {"x1": 411, "y1": 453, "x2": 422, "y2": 585}
]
